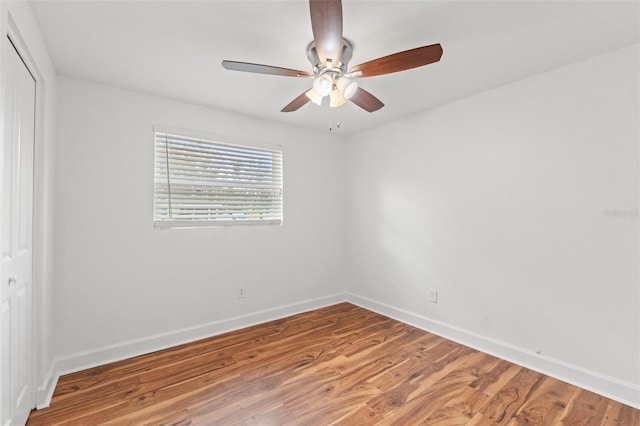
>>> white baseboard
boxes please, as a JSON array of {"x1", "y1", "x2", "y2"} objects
[
  {"x1": 37, "y1": 291, "x2": 640, "y2": 411},
  {"x1": 35, "y1": 362, "x2": 57, "y2": 409},
  {"x1": 346, "y1": 292, "x2": 640, "y2": 410},
  {"x1": 36, "y1": 292, "x2": 346, "y2": 408}
]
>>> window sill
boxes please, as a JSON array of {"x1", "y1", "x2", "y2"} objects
[{"x1": 153, "y1": 219, "x2": 282, "y2": 229}]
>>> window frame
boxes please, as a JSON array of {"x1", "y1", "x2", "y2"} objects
[{"x1": 153, "y1": 126, "x2": 284, "y2": 229}]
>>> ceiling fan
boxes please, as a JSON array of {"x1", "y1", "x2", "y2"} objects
[{"x1": 221, "y1": 0, "x2": 443, "y2": 113}]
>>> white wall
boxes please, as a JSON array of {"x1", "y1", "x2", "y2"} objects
[
  {"x1": 346, "y1": 45, "x2": 639, "y2": 406},
  {"x1": 53, "y1": 77, "x2": 347, "y2": 368},
  {"x1": 0, "y1": 1, "x2": 57, "y2": 408}
]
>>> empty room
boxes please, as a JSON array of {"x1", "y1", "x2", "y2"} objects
[{"x1": 0, "y1": 0, "x2": 639, "y2": 424}]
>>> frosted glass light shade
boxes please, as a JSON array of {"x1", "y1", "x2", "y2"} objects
[
  {"x1": 313, "y1": 74, "x2": 333, "y2": 97},
  {"x1": 336, "y1": 77, "x2": 358, "y2": 99},
  {"x1": 305, "y1": 89, "x2": 323, "y2": 106}
]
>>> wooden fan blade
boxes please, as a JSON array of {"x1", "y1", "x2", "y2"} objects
[
  {"x1": 281, "y1": 91, "x2": 312, "y2": 112},
  {"x1": 222, "y1": 60, "x2": 311, "y2": 77},
  {"x1": 350, "y1": 44, "x2": 443, "y2": 77},
  {"x1": 309, "y1": 0, "x2": 343, "y2": 64},
  {"x1": 350, "y1": 88, "x2": 384, "y2": 112}
]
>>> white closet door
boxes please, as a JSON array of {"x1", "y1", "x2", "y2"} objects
[{"x1": 1, "y1": 36, "x2": 36, "y2": 426}]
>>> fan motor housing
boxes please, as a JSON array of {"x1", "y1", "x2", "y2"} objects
[{"x1": 307, "y1": 38, "x2": 354, "y2": 75}]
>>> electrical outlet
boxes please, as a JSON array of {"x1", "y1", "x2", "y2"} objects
[
  {"x1": 238, "y1": 286, "x2": 246, "y2": 298},
  {"x1": 428, "y1": 288, "x2": 438, "y2": 303}
]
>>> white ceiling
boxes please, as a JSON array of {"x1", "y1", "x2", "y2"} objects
[{"x1": 30, "y1": 0, "x2": 639, "y2": 136}]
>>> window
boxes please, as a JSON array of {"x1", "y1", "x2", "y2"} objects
[{"x1": 154, "y1": 128, "x2": 283, "y2": 228}]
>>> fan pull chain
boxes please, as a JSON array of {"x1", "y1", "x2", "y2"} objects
[{"x1": 329, "y1": 103, "x2": 341, "y2": 132}]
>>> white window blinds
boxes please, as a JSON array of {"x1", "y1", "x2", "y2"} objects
[{"x1": 154, "y1": 130, "x2": 283, "y2": 228}]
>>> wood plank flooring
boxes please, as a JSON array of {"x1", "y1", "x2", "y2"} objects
[{"x1": 27, "y1": 303, "x2": 639, "y2": 425}]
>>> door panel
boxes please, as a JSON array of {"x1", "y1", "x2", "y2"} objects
[{"x1": 1, "y1": 36, "x2": 36, "y2": 426}]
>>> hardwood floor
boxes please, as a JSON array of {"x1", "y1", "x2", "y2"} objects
[{"x1": 27, "y1": 303, "x2": 639, "y2": 425}]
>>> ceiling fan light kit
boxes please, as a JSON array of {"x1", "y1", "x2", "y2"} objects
[{"x1": 221, "y1": 0, "x2": 443, "y2": 113}]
